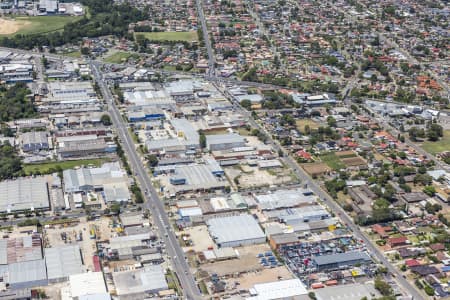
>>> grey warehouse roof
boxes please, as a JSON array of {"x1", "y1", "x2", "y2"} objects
[
  {"x1": 313, "y1": 251, "x2": 371, "y2": 266},
  {"x1": 207, "y1": 214, "x2": 265, "y2": 245},
  {"x1": 206, "y1": 133, "x2": 246, "y2": 145},
  {"x1": 44, "y1": 245, "x2": 84, "y2": 281},
  {"x1": 113, "y1": 265, "x2": 168, "y2": 295},
  {"x1": 0, "y1": 177, "x2": 50, "y2": 213}
]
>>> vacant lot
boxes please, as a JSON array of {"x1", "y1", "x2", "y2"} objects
[
  {"x1": 422, "y1": 130, "x2": 450, "y2": 155},
  {"x1": 200, "y1": 244, "x2": 270, "y2": 277},
  {"x1": 320, "y1": 152, "x2": 346, "y2": 171},
  {"x1": 135, "y1": 31, "x2": 198, "y2": 42},
  {"x1": 301, "y1": 162, "x2": 331, "y2": 176},
  {"x1": 341, "y1": 156, "x2": 366, "y2": 167},
  {"x1": 24, "y1": 158, "x2": 109, "y2": 175},
  {"x1": 0, "y1": 16, "x2": 81, "y2": 36},
  {"x1": 295, "y1": 119, "x2": 320, "y2": 132},
  {"x1": 104, "y1": 51, "x2": 139, "y2": 64},
  {"x1": 335, "y1": 150, "x2": 357, "y2": 158},
  {"x1": 235, "y1": 266, "x2": 293, "y2": 290}
]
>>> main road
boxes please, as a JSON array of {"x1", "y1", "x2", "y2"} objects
[
  {"x1": 89, "y1": 61, "x2": 202, "y2": 300},
  {"x1": 196, "y1": 0, "x2": 215, "y2": 77}
]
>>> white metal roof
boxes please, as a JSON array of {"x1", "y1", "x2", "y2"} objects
[
  {"x1": 247, "y1": 279, "x2": 308, "y2": 300},
  {"x1": 207, "y1": 214, "x2": 265, "y2": 245}
]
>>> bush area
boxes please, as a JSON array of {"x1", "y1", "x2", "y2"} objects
[{"x1": 0, "y1": 83, "x2": 38, "y2": 122}]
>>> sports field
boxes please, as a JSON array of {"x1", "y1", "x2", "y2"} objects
[
  {"x1": 0, "y1": 16, "x2": 81, "y2": 36},
  {"x1": 135, "y1": 31, "x2": 198, "y2": 42}
]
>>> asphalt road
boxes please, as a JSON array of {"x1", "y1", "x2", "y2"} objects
[
  {"x1": 196, "y1": 0, "x2": 215, "y2": 77},
  {"x1": 90, "y1": 61, "x2": 202, "y2": 300}
]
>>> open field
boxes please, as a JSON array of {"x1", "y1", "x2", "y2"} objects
[
  {"x1": 320, "y1": 152, "x2": 346, "y2": 170},
  {"x1": 63, "y1": 50, "x2": 81, "y2": 58},
  {"x1": 422, "y1": 130, "x2": 450, "y2": 155},
  {"x1": 295, "y1": 119, "x2": 320, "y2": 132},
  {"x1": 104, "y1": 51, "x2": 139, "y2": 64},
  {"x1": 135, "y1": 31, "x2": 198, "y2": 42},
  {"x1": 23, "y1": 158, "x2": 109, "y2": 175},
  {"x1": 0, "y1": 16, "x2": 81, "y2": 36}
]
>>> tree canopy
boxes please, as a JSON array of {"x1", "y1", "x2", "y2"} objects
[{"x1": 0, "y1": 83, "x2": 38, "y2": 122}]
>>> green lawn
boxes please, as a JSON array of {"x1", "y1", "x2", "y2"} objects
[
  {"x1": 422, "y1": 130, "x2": 450, "y2": 155},
  {"x1": 320, "y1": 152, "x2": 346, "y2": 171},
  {"x1": 23, "y1": 158, "x2": 109, "y2": 175},
  {"x1": 135, "y1": 31, "x2": 198, "y2": 42},
  {"x1": 2, "y1": 16, "x2": 81, "y2": 36},
  {"x1": 103, "y1": 51, "x2": 139, "y2": 64},
  {"x1": 63, "y1": 51, "x2": 81, "y2": 58}
]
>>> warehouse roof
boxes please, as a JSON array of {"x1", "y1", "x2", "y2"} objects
[
  {"x1": 313, "y1": 251, "x2": 371, "y2": 266},
  {"x1": 0, "y1": 177, "x2": 50, "y2": 213},
  {"x1": 206, "y1": 133, "x2": 246, "y2": 145},
  {"x1": 69, "y1": 272, "x2": 107, "y2": 298},
  {"x1": 4, "y1": 259, "x2": 47, "y2": 286},
  {"x1": 255, "y1": 188, "x2": 316, "y2": 210},
  {"x1": 44, "y1": 245, "x2": 84, "y2": 281},
  {"x1": 315, "y1": 283, "x2": 380, "y2": 300},
  {"x1": 207, "y1": 215, "x2": 265, "y2": 245},
  {"x1": 0, "y1": 235, "x2": 42, "y2": 265},
  {"x1": 113, "y1": 265, "x2": 168, "y2": 295},
  {"x1": 169, "y1": 162, "x2": 228, "y2": 193},
  {"x1": 247, "y1": 279, "x2": 308, "y2": 300}
]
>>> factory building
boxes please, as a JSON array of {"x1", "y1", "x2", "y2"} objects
[{"x1": 207, "y1": 215, "x2": 266, "y2": 248}]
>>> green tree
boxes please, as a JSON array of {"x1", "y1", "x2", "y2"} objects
[
  {"x1": 240, "y1": 99, "x2": 252, "y2": 110},
  {"x1": 374, "y1": 277, "x2": 393, "y2": 296},
  {"x1": 100, "y1": 114, "x2": 112, "y2": 126},
  {"x1": 326, "y1": 116, "x2": 337, "y2": 127},
  {"x1": 423, "y1": 185, "x2": 436, "y2": 196},
  {"x1": 147, "y1": 154, "x2": 159, "y2": 167},
  {"x1": 199, "y1": 131, "x2": 206, "y2": 149}
]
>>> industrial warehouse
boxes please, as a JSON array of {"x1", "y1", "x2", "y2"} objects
[{"x1": 0, "y1": 177, "x2": 50, "y2": 213}]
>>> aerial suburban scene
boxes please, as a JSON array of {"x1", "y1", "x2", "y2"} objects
[{"x1": 0, "y1": 0, "x2": 448, "y2": 299}]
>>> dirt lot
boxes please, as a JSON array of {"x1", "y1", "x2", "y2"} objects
[
  {"x1": 184, "y1": 225, "x2": 215, "y2": 252},
  {"x1": 0, "y1": 18, "x2": 27, "y2": 35},
  {"x1": 335, "y1": 150, "x2": 356, "y2": 157},
  {"x1": 225, "y1": 165, "x2": 293, "y2": 189},
  {"x1": 301, "y1": 162, "x2": 331, "y2": 176},
  {"x1": 43, "y1": 217, "x2": 114, "y2": 271},
  {"x1": 341, "y1": 156, "x2": 366, "y2": 166},
  {"x1": 230, "y1": 266, "x2": 293, "y2": 290},
  {"x1": 200, "y1": 244, "x2": 271, "y2": 277}
]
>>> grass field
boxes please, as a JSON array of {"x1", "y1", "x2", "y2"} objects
[
  {"x1": 64, "y1": 51, "x2": 81, "y2": 58},
  {"x1": 104, "y1": 51, "x2": 139, "y2": 64},
  {"x1": 23, "y1": 158, "x2": 109, "y2": 175},
  {"x1": 0, "y1": 16, "x2": 81, "y2": 36},
  {"x1": 422, "y1": 130, "x2": 450, "y2": 155},
  {"x1": 296, "y1": 119, "x2": 320, "y2": 132},
  {"x1": 135, "y1": 31, "x2": 198, "y2": 42},
  {"x1": 320, "y1": 152, "x2": 346, "y2": 171}
]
